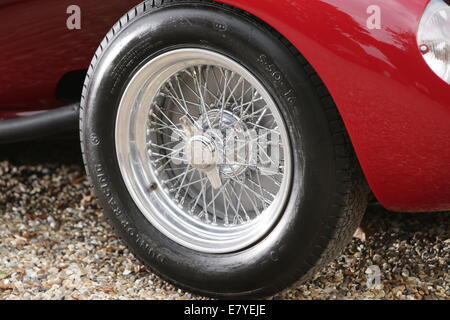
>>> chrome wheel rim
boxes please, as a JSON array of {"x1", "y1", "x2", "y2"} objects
[{"x1": 115, "y1": 49, "x2": 293, "y2": 253}]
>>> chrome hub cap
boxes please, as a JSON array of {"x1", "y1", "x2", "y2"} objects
[{"x1": 115, "y1": 49, "x2": 293, "y2": 253}]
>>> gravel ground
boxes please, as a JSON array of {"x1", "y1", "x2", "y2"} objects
[{"x1": 0, "y1": 139, "x2": 448, "y2": 300}]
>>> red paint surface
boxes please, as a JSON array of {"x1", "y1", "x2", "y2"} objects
[
  {"x1": 1, "y1": 0, "x2": 449, "y2": 211},
  {"x1": 0, "y1": 0, "x2": 141, "y2": 115}
]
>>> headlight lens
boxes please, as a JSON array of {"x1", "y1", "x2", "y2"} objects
[{"x1": 417, "y1": 0, "x2": 450, "y2": 84}]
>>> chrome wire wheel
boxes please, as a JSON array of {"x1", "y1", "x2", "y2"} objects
[{"x1": 115, "y1": 48, "x2": 293, "y2": 253}]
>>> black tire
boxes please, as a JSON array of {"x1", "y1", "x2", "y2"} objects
[{"x1": 80, "y1": 0, "x2": 369, "y2": 299}]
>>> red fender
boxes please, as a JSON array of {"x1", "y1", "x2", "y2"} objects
[{"x1": 218, "y1": 0, "x2": 450, "y2": 212}]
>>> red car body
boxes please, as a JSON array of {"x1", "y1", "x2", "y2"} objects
[{"x1": 1, "y1": 0, "x2": 449, "y2": 212}]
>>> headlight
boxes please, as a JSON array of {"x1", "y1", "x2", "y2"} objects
[{"x1": 417, "y1": 0, "x2": 450, "y2": 84}]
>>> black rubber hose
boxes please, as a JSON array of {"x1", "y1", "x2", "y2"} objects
[{"x1": 0, "y1": 104, "x2": 79, "y2": 144}]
